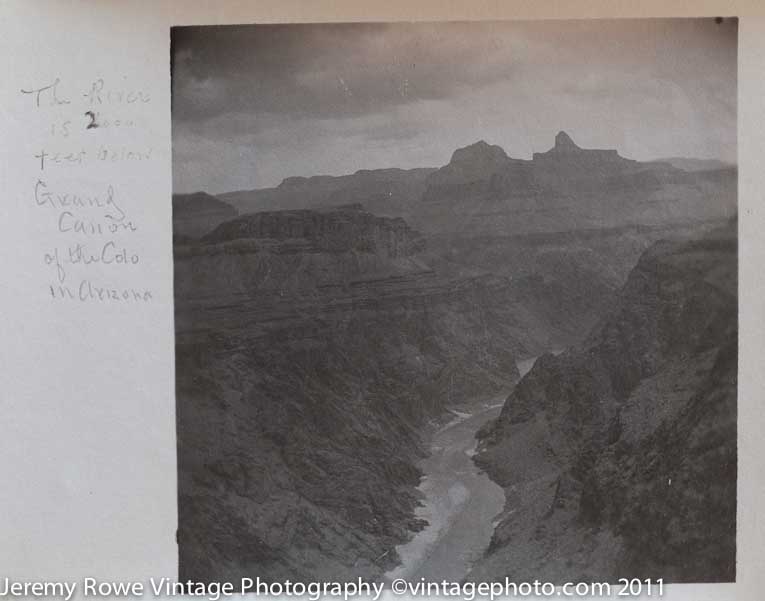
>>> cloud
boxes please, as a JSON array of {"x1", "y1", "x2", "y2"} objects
[
  {"x1": 171, "y1": 18, "x2": 737, "y2": 193},
  {"x1": 171, "y1": 21, "x2": 547, "y2": 122}
]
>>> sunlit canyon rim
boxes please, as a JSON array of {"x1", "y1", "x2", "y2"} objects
[{"x1": 172, "y1": 18, "x2": 737, "y2": 585}]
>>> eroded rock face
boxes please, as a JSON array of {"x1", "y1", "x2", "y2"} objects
[
  {"x1": 202, "y1": 205, "x2": 421, "y2": 258},
  {"x1": 469, "y1": 220, "x2": 737, "y2": 584},
  {"x1": 175, "y1": 207, "x2": 549, "y2": 584}
]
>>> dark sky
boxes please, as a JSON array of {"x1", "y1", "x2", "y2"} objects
[{"x1": 172, "y1": 18, "x2": 737, "y2": 194}]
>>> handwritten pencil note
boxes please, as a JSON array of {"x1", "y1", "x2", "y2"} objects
[
  {"x1": 0, "y1": 2, "x2": 177, "y2": 578},
  {"x1": 19, "y1": 77, "x2": 156, "y2": 303}
]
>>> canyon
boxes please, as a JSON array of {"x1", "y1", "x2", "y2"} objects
[{"x1": 173, "y1": 132, "x2": 737, "y2": 583}]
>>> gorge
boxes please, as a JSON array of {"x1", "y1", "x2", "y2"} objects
[{"x1": 173, "y1": 132, "x2": 737, "y2": 584}]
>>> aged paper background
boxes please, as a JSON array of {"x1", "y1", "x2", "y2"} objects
[{"x1": 0, "y1": 1, "x2": 763, "y2": 599}]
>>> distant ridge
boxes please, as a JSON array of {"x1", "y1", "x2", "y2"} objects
[
  {"x1": 219, "y1": 167, "x2": 436, "y2": 217},
  {"x1": 654, "y1": 157, "x2": 735, "y2": 172},
  {"x1": 180, "y1": 131, "x2": 735, "y2": 237}
]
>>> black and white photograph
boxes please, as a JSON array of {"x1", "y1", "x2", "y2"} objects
[{"x1": 171, "y1": 18, "x2": 737, "y2": 586}]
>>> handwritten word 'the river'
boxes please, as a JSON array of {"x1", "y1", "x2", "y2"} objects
[{"x1": 21, "y1": 77, "x2": 151, "y2": 109}]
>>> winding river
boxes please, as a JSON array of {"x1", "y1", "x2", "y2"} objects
[
  {"x1": 385, "y1": 355, "x2": 546, "y2": 582},
  {"x1": 385, "y1": 400, "x2": 505, "y2": 582}
]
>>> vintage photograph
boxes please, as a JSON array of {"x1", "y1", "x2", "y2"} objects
[{"x1": 171, "y1": 19, "x2": 737, "y2": 584}]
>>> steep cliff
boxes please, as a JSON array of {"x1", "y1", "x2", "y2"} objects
[
  {"x1": 175, "y1": 207, "x2": 562, "y2": 584},
  {"x1": 202, "y1": 204, "x2": 421, "y2": 258},
  {"x1": 469, "y1": 220, "x2": 737, "y2": 583}
]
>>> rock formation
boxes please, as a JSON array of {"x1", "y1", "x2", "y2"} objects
[
  {"x1": 469, "y1": 219, "x2": 737, "y2": 584},
  {"x1": 413, "y1": 132, "x2": 735, "y2": 235},
  {"x1": 202, "y1": 204, "x2": 420, "y2": 259}
]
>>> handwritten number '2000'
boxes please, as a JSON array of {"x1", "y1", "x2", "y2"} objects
[{"x1": 83, "y1": 112, "x2": 133, "y2": 130}]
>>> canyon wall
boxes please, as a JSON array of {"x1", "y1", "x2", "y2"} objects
[
  {"x1": 174, "y1": 206, "x2": 561, "y2": 583},
  {"x1": 470, "y1": 220, "x2": 737, "y2": 583}
]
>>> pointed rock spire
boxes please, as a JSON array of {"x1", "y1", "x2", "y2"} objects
[{"x1": 554, "y1": 131, "x2": 580, "y2": 151}]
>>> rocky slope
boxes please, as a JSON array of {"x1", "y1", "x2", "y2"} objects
[
  {"x1": 175, "y1": 206, "x2": 586, "y2": 583},
  {"x1": 469, "y1": 219, "x2": 737, "y2": 583}
]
